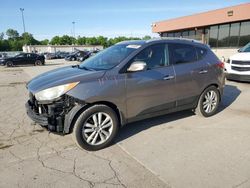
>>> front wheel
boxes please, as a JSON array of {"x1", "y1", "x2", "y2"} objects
[
  {"x1": 6, "y1": 61, "x2": 13, "y2": 67},
  {"x1": 195, "y1": 86, "x2": 220, "y2": 117},
  {"x1": 72, "y1": 105, "x2": 119, "y2": 151}
]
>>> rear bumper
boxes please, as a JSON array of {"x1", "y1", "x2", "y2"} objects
[{"x1": 226, "y1": 73, "x2": 250, "y2": 82}]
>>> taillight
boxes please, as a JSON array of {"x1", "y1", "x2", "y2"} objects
[{"x1": 216, "y1": 61, "x2": 224, "y2": 69}]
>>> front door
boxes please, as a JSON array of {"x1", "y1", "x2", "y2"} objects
[{"x1": 125, "y1": 43, "x2": 176, "y2": 120}]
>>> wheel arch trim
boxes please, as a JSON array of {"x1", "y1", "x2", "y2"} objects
[{"x1": 64, "y1": 101, "x2": 125, "y2": 134}]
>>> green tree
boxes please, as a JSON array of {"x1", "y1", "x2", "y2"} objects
[
  {"x1": 50, "y1": 36, "x2": 61, "y2": 45},
  {"x1": 40, "y1": 39, "x2": 49, "y2": 45},
  {"x1": 142, "y1": 35, "x2": 151, "y2": 40},
  {"x1": 6, "y1": 29, "x2": 19, "y2": 40},
  {"x1": 86, "y1": 37, "x2": 98, "y2": 45},
  {"x1": 8, "y1": 40, "x2": 23, "y2": 51},
  {"x1": 76, "y1": 36, "x2": 86, "y2": 45},
  {"x1": 96, "y1": 36, "x2": 108, "y2": 47},
  {"x1": 21, "y1": 32, "x2": 40, "y2": 45},
  {"x1": 60, "y1": 35, "x2": 72, "y2": 45},
  {"x1": 0, "y1": 40, "x2": 10, "y2": 51}
]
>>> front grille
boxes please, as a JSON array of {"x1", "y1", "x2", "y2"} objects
[
  {"x1": 232, "y1": 60, "x2": 250, "y2": 65},
  {"x1": 231, "y1": 66, "x2": 250, "y2": 72}
]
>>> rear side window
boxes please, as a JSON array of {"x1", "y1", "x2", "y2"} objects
[
  {"x1": 169, "y1": 43, "x2": 197, "y2": 64},
  {"x1": 196, "y1": 47, "x2": 207, "y2": 60}
]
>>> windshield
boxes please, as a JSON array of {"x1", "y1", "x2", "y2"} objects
[
  {"x1": 79, "y1": 44, "x2": 139, "y2": 70},
  {"x1": 240, "y1": 43, "x2": 250, "y2": 52}
]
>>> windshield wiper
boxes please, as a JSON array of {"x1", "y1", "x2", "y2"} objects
[
  {"x1": 79, "y1": 66, "x2": 96, "y2": 71},
  {"x1": 72, "y1": 64, "x2": 79, "y2": 68}
]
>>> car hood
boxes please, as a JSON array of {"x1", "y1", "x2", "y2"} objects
[
  {"x1": 230, "y1": 52, "x2": 250, "y2": 61},
  {"x1": 27, "y1": 66, "x2": 106, "y2": 93}
]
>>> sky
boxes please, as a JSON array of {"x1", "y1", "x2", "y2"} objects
[{"x1": 0, "y1": 0, "x2": 249, "y2": 40}]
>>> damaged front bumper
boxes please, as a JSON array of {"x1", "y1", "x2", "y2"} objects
[{"x1": 25, "y1": 93, "x2": 84, "y2": 133}]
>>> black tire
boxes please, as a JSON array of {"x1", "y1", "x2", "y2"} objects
[
  {"x1": 6, "y1": 61, "x2": 13, "y2": 67},
  {"x1": 195, "y1": 86, "x2": 220, "y2": 117},
  {"x1": 72, "y1": 105, "x2": 119, "y2": 151},
  {"x1": 35, "y1": 60, "x2": 42, "y2": 66}
]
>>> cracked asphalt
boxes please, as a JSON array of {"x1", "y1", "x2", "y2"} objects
[{"x1": 0, "y1": 59, "x2": 250, "y2": 188}]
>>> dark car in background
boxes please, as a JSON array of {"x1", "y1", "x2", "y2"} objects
[
  {"x1": 44, "y1": 53, "x2": 56, "y2": 60},
  {"x1": 76, "y1": 50, "x2": 101, "y2": 62},
  {"x1": 65, "y1": 50, "x2": 89, "y2": 61},
  {"x1": 26, "y1": 38, "x2": 225, "y2": 151},
  {"x1": 55, "y1": 51, "x2": 70, "y2": 59},
  {"x1": 0, "y1": 53, "x2": 45, "y2": 67}
]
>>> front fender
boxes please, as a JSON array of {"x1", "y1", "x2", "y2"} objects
[{"x1": 63, "y1": 104, "x2": 87, "y2": 133}]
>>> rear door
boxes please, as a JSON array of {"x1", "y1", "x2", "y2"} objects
[
  {"x1": 169, "y1": 43, "x2": 209, "y2": 107},
  {"x1": 29, "y1": 53, "x2": 38, "y2": 64},
  {"x1": 125, "y1": 43, "x2": 176, "y2": 120}
]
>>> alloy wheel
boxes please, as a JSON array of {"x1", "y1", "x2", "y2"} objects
[
  {"x1": 202, "y1": 90, "x2": 218, "y2": 113},
  {"x1": 82, "y1": 112, "x2": 113, "y2": 146}
]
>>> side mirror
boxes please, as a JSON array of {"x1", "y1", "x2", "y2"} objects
[{"x1": 127, "y1": 61, "x2": 147, "y2": 72}]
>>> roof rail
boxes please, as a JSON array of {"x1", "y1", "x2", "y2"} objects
[{"x1": 146, "y1": 37, "x2": 203, "y2": 44}]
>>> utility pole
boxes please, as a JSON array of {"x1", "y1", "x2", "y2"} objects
[
  {"x1": 72, "y1": 21, "x2": 75, "y2": 38},
  {"x1": 20, "y1": 8, "x2": 26, "y2": 33}
]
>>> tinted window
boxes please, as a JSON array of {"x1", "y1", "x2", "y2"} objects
[
  {"x1": 209, "y1": 26, "x2": 218, "y2": 47},
  {"x1": 194, "y1": 29, "x2": 203, "y2": 41},
  {"x1": 162, "y1": 33, "x2": 168, "y2": 37},
  {"x1": 132, "y1": 44, "x2": 168, "y2": 69},
  {"x1": 182, "y1": 31, "x2": 189, "y2": 38},
  {"x1": 229, "y1": 23, "x2": 240, "y2": 47},
  {"x1": 188, "y1": 30, "x2": 195, "y2": 39},
  {"x1": 30, "y1": 54, "x2": 37, "y2": 57},
  {"x1": 169, "y1": 43, "x2": 197, "y2": 64},
  {"x1": 218, "y1": 24, "x2": 230, "y2": 47},
  {"x1": 174, "y1": 32, "x2": 181, "y2": 38},
  {"x1": 239, "y1": 21, "x2": 250, "y2": 47},
  {"x1": 168, "y1": 33, "x2": 174, "y2": 37},
  {"x1": 16, "y1": 54, "x2": 27, "y2": 58},
  {"x1": 196, "y1": 47, "x2": 207, "y2": 60}
]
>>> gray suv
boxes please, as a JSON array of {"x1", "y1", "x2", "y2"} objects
[{"x1": 26, "y1": 38, "x2": 225, "y2": 150}]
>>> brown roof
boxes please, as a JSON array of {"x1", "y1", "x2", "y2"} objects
[{"x1": 152, "y1": 3, "x2": 250, "y2": 33}]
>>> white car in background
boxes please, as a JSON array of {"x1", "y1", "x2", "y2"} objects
[{"x1": 225, "y1": 42, "x2": 250, "y2": 82}]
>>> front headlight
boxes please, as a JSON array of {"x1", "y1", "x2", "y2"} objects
[{"x1": 35, "y1": 82, "x2": 79, "y2": 101}]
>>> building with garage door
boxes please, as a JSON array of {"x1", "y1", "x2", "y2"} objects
[{"x1": 151, "y1": 3, "x2": 250, "y2": 59}]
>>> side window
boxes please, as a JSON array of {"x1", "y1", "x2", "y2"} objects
[
  {"x1": 131, "y1": 44, "x2": 169, "y2": 69},
  {"x1": 169, "y1": 43, "x2": 197, "y2": 64},
  {"x1": 196, "y1": 47, "x2": 207, "y2": 60}
]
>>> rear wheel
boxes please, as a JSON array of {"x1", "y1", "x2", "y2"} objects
[
  {"x1": 195, "y1": 86, "x2": 220, "y2": 117},
  {"x1": 34, "y1": 60, "x2": 42, "y2": 66},
  {"x1": 6, "y1": 61, "x2": 13, "y2": 67},
  {"x1": 72, "y1": 105, "x2": 119, "y2": 151}
]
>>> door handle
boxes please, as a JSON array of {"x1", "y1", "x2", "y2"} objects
[
  {"x1": 199, "y1": 70, "x2": 208, "y2": 74},
  {"x1": 163, "y1": 75, "x2": 175, "y2": 80}
]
